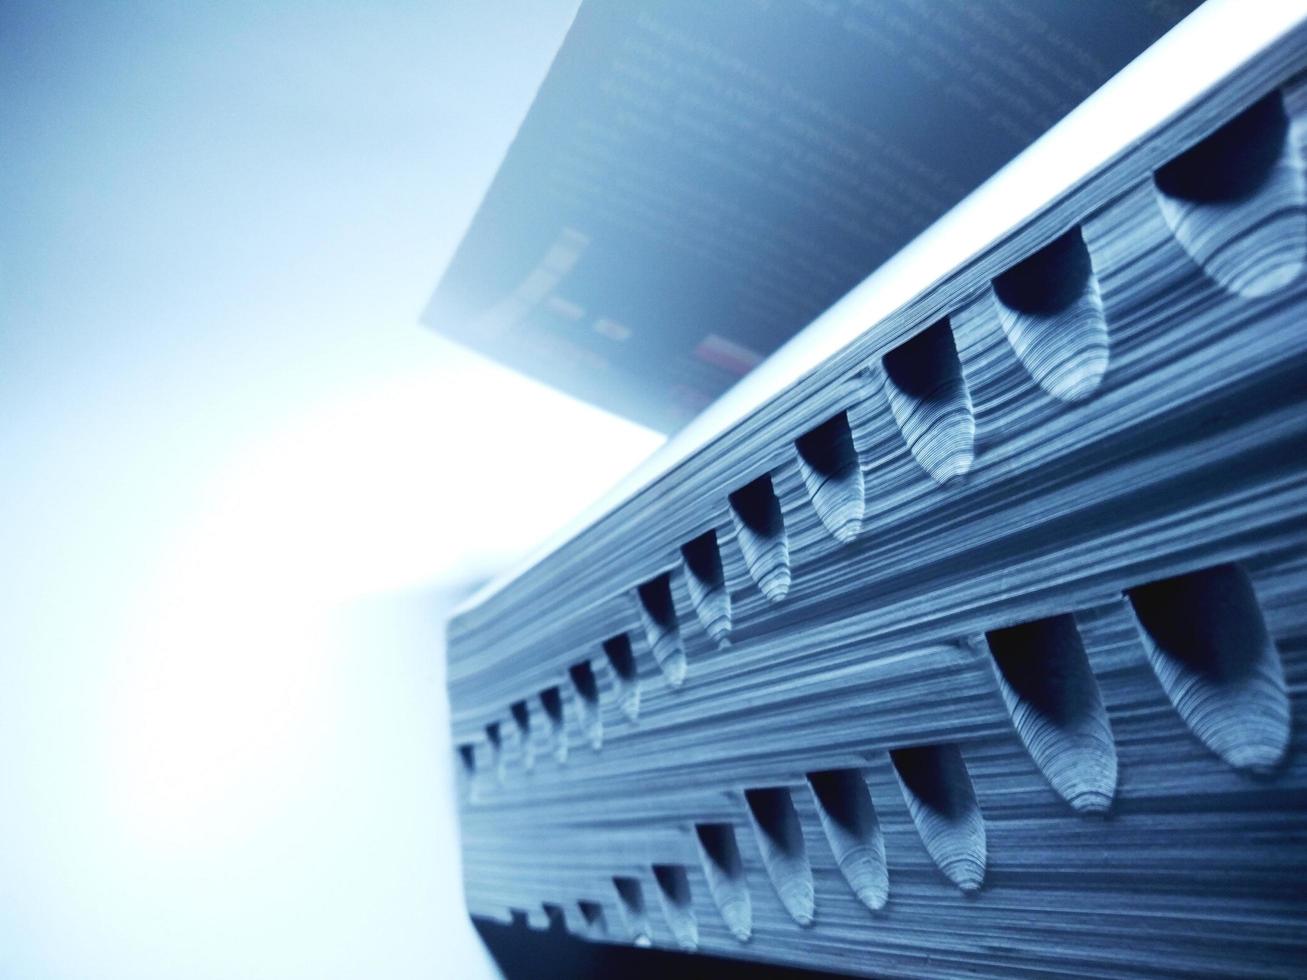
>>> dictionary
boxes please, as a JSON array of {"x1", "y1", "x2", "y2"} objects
[
  {"x1": 423, "y1": 0, "x2": 1198, "y2": 432},
  {"x1": 447, "y1": 3, "x2": 1307, "y2": 976}
]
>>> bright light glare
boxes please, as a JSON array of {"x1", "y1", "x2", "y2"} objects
[
  {"x1": 107, "y1": 348, "x2": 663, "y2": 848},
  {"x1": 0, "y1": 2, "x2": 645, "y2": 975}
]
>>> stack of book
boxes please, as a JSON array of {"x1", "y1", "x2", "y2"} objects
[{"x1": 447, "y1": 6, "x2": 1307, "y2": 977}]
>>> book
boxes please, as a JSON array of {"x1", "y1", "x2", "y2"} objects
[
  {"x1": 423, "y1": 0, "x2": 1198, "y2": 433},
  {"x1": 446, "y1": 3, "x2": 1307, "y2": 976}
]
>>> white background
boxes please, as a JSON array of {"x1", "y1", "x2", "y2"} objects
[{"x1": 0, "y1": 3, "x2": 664, "y2": 977}]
